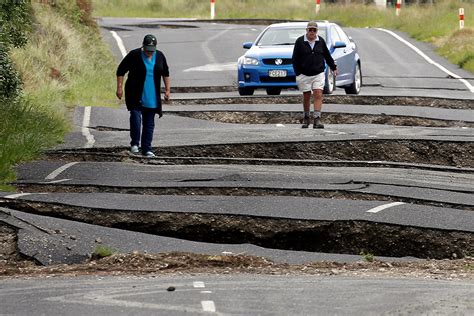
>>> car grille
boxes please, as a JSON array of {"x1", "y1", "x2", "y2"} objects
[
  {"x1": 260, "y1": 76, "x2": 296, "y2": 83},
  {"x1": 262, "y1": 58, "x2": 293, "y2": 65}
]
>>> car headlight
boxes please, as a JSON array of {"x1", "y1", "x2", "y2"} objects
[{"x1": 239, "y1": 57, "x2": 259, "y2": 66}]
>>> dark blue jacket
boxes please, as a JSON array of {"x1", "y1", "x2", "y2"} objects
[
  {"x1": 116, "y1": 48, "x2": 169, "y2": 116},
  {"x1": 292, "y1": 36, "x2": 336, "y2": 76}
]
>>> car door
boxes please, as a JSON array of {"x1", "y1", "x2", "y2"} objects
[
  {"x1": 334, "y1": 25, "x2": 356, "y2": 82},
  {"x1": 329, "y1": 25, "x2": 352, "y2": 83}
]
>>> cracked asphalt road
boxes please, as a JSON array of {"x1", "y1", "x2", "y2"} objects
[{"x1": 1, "y1": 18, "x2": 473, "y2": 315}]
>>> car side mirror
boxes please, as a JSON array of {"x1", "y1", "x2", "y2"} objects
[
  {"x1": 243, "y1": 42, "x2": 253, "y2": 49},
  {"x1": 334, "y1": 41, "x2": 347, "y2": 49}
]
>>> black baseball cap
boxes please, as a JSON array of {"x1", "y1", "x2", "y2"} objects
[{"x1": 142, "y1": 34, "x2": 157, "y2": 52}]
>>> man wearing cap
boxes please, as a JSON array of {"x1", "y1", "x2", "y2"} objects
[
  {"x1": 116, "y1": 34, "x2": 170, "y2": 157},
  {"x1": 292, "y1": 21, "x2": 337, "y2": 129}
]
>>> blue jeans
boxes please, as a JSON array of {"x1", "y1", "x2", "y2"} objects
[{"x1": 130, "y1": 108, "x2": 156, "y2": 154}]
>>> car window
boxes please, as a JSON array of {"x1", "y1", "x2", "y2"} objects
[
  {"x1": 256, "y1": 27, "x2": 327, "y2": 46},
  {"x1": 330, "y1": 26, "x2": 341, "y2": 45},
  {"x1": 335, "y1": 25, "x2": 350, "y2": 44}
]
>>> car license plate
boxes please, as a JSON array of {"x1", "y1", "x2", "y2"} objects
[{"x1": 269, "y1": 70, "x2": 287, "y2": 77}]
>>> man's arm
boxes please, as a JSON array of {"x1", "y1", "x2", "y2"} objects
[
  {"x1": 322, "y1": 41, "x2": 338, "y2": 75},
  {"x1": 163, "y1": 76, "x2": 170, "y2": 101},
  {"x1": 291, "y1": 37, "x2": 303, "y2": 76},
  {"x1": 116, "y1": 76, "x2": 124, "y2": 100}
]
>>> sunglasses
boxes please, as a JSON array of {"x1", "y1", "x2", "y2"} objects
[{"x1": 307, "y1": 28, "x2": 317, "y2": 32}]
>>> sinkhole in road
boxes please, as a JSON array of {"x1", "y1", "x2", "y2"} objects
[
  {"x1": 167, "y1": 111, "x2": 473, "y2": 128},
  {"x1": 2, "y1": 200, "x2": 473, "y2": 260},
  {"x1": 47, "y1": 139, "x2": 473, "y2": 168}
]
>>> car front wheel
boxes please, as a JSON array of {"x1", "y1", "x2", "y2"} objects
[
  {"x1": 266, "y1": 87, "x2": 281, "y2": 95},
  {"x1": 238, "y1": 87, "x2": 254, "y2": 96},
  {"x1": 345, "y1": 63, "x2": 362, "y2": 95},
  {"x1": 323, "y1": 69, "x2": 335, "y2": 94}
]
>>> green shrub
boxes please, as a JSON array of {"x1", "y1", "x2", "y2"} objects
[{"x1": 92, "y1": 245, "x2": 118, "y2": 260}]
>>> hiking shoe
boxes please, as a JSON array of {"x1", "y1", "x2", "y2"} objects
[
  {"x1": 130, "y1": 145, "x2": 139, "y2": 154},
  {"x1": 301, "y1": 117, "x2": 310, "y2": 129},
  {"x1": 144, "y1": 151, "x2": 155, "y2": 158},
  {"x1": 313, "y1": 117, "x2": 324, "y2": 129}
]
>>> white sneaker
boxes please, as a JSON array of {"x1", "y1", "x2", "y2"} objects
[
  {"x1": 130, "y1": 145, "x2": 139, "y2": 154},
  {"x1": 144, "y1": 151, "x2": 155, "y2": 158}
]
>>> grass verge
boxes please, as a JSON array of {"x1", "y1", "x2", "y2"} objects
[
  {"x1": 11, "y1": 3, "x2": 117, "y2": 108},
  {"x1": 0, "y1": 97, "x2": 67, "y2": 191}
]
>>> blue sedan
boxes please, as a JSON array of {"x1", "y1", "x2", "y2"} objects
[{"x1": 237, "y1": 21, "x2": 362, "y2": 96}]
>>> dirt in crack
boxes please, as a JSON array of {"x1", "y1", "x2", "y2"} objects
[
  {"x1": 48, "y1": 140, "x2": 472, "y2": 167},
  {"x1": 0, "y1": 224, "x2": 21, "y2": 262},
  {"x1": 4, "y1": 201, "x2": 473, "y2": 260},
  {"x1": 161, "y1": 140, "x2": 473, "y2": 167},
  {"x1": 169, "y1": 111, "x2": 473, "y2": 128}
]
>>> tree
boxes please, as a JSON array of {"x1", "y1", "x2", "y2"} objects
[{"x1": 0, "y1": 0, "x2": 32, "y2": 100}]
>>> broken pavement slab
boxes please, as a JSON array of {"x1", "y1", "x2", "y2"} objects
[{"x1": 1, "y1": 207, "x2": 412, "y2": 266}]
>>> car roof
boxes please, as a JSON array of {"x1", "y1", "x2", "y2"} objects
[{"x1": 266, "y1": 21, "x2": 332, "y2": 29}]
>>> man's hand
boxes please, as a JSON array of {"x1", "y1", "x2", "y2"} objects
[
  {"x1": 164, "y1": 90, "x2": 170, "y2": 103},
  {"x1": 116, "y1": 76, "x2": 124, "y2": 100},
  {"x1": 333, "y1": 69, "x2": 339, "y2": 77}
]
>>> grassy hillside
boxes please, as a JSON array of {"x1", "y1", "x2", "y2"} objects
[
  {"x1": 11, "y1": 2, "x2": 117, "y2": 109},
  {"x1": 92, "y1": 0, "x2": 474, "y2": 73},
  {"x1": 0, "y1": 1, "x2": 116, "y2": 189}
]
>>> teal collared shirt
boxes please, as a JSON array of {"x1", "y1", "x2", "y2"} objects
[{"x1": 141, "y1": 51, "x2": 157, "y2": 108}]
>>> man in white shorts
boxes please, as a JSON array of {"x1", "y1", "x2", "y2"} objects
[{"x1": 292, "y1": 21, "x2": 338, "y2": 128}]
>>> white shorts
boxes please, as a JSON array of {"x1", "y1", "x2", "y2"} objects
[{"x1": 296, "y1": 73, "x2": 325, "y2": 92}]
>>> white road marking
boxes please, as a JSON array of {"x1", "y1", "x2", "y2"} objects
[
  {"x1": 4, "y1": 193, "x2": 48, "y2": 199},
  {"x1": 200, "y1": 291, "x2": 213, "y2": 294},
  {"x1": 202, "y1": 28, "x2": 230, "y2": 64},
  {"x1": 183, "y1": 62, "x2": 235, "y2": 72},
  {"x1": 110, "y1": 31, "x2": 127, "y2": 58},
  {"x1": 82, "y1": 106, "x2": 95, "y2": 149},
  {"x1": 201, "y1": 300, "x2": 216, "y2": 312},
  {"x1": 276, "y1": 124, "x2": 285, "y2": 127},
  {"x1": 45, "y1": 162, "x2": 78, "y2": 180},
  {"x1": 42, "y1": 179, "x2": 71, "y2": 184},
  {"x1": 376, "y1": 28, "x2": 474, "y2": 93},
  {"x1": 193, "y1": 281, "x2": 206, "y2": 288},
  {"x1": 366, "y1": 202, "x2": 405, "y2": 213}
]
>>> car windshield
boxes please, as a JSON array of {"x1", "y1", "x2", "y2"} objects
[{"x1": 256, "y1": 27, "x2": 327, "y2": 46}]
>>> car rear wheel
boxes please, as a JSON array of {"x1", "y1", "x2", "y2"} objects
[
  {"x1": 266, "y1": 87, "x2": 281, "y2": 95},
  {"x1": 238, "y1": 87, "x2": 254, "y2": 96},
  {"x1": 345, "y1": 63, "x2": 362, "y2": 95},
  {"x1": 323, "y1": 70, "x2": 335, "y2": 94}
]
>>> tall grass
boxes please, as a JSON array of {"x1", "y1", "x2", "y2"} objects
[
  {"x1": 0, "y1": 98, "x2": 67, "y2": 190},
  {"x1": 11, "y1": 3, "x2": 117, "y2": 108},
  {"x1": 92, "y1": 0, "x2": 474, "y2": 73}
]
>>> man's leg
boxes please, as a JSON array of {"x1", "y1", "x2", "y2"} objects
[
  {"x1": 129, "y1": 109, "x2": 141, "y2": 147},
  {"x1": 141, "y1": 108, "x2": 156, "y2": 155},
  {"x1": 313, "y1": 89, "x2": 324, "y2": 129},
  {"x1": 302, "y1": 91, "x2": 312, "y2": 128}
]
